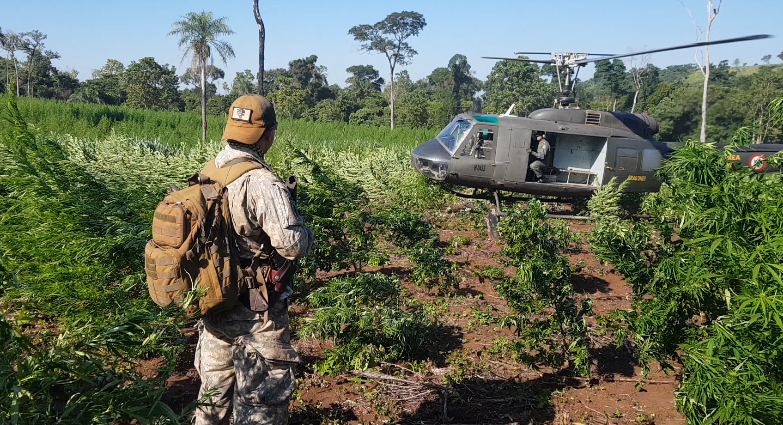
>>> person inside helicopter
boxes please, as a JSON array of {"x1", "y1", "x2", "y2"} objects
[{"x1": 529, "y1": 132, "x2": 550, "y2": 183}]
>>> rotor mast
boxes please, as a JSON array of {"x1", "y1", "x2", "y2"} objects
[
  {"x1": 546, "y1": 53, "x2": 591, "y2": 109},
  {"x1": 485, "y1": 34, "x2": 772, "y2": 113},
  {"x1": 512, "y1": 51, "x2": 602, "y2": 109}
]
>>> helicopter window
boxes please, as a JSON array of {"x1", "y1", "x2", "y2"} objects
[
  {"x1": 641, "y1": 149, "x2": 662, "y2": 171},
  {"x1": 437, "y1": 120, "x2": 473, "y2": 154},
  {"x1": 477, "y1": 129, "x2": 494, "y2": 141},
  {"x1": 460, "y1": 128, "x2": 494, "y2": 158},
  {"x1": 615, "y1": 148, "x2": 639, "y2": 172}
]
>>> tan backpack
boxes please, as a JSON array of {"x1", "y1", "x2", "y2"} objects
[{"x1": 145, "y1": 158, "x2": 263, "y2": 316}]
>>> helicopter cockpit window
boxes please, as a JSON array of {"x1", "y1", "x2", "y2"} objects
[
  {"x1": 437, "y1": 120, "x2": 473, "y2": 155},
  {"x1": 460, "y1": 128, "x2": 494, "y2": 158}
]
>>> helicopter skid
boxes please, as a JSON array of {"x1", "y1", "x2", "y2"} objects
[{"x1": 445, "y1": 176, "x2": 596, "y2": 198}]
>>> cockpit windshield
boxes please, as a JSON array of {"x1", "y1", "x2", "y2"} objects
[{"x1": 436, "y1": 120, "x2": 473, "y2": 154}]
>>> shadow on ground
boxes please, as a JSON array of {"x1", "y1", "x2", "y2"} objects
[
  {"x1": 572, "y1": 273, "x2": 611, "y2": 294},
  {"x1": 290, "y1": 404, "x2": 358, "y2": 424},
  {"x1": 397, "y1": 372, "x2": 585, "y2": 424},
  {"x1": 591, "y1": 344, "x2": 637, "y2": 378}
]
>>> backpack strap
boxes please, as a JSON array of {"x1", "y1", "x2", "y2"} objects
[{"x1": 201, "y1": 157, "x2": 266, "y2": 187}]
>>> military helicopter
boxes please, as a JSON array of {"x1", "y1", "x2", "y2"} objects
[{"x1": 411, "y1": 35, "x2": 780, "y2": 204}]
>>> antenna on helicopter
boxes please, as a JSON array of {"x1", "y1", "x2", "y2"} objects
[
  {"x1": 500, "y1": 104, "x2": 516, "y2": 117},
  {"x1": 483, "y1": 34, "x2": 773, "y2": 110}
]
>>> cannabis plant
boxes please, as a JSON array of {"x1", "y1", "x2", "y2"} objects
[
  {"x1": 301, "y1": 273, "x2": 435, "y2": 374},
  {"x1": 497, "y1": 200, "x2": 593, "y2": 376},
  {"x1": 589, "y1": 116, "x2": 783, "y2": 424}
]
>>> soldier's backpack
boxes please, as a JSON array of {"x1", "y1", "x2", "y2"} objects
[{"x1": 145, "y1": 158, "x2": 264, "y2": 316}]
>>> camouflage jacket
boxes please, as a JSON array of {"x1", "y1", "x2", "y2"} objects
[
  {"x1": 214, "y1": 144, "x2": 314, "y2": 261},
  {"x1": 531, "y1": 138, "x2": 550, "y2": 160}
]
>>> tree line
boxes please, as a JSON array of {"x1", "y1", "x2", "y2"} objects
[{"x1": 2, "y1": 21, "x2": 783, "y2": 143}]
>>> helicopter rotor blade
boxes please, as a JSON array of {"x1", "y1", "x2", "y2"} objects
[
  {"x1": 513, "y1": 51, "x2": 619, "y2": 56},
  {"x1": 575, "y1": 34, "x2": 773, "y2": 65},
  {"x1": 482, "y1": 56, "x2": 556, "y2": 64}
]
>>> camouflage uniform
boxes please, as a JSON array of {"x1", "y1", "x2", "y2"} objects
[
  {"x1": 530, "y1": 137, "x2": 550, "y2": 180},
  {"x1": 194, "y1": 143, "x2": 314, "y2": 425}
]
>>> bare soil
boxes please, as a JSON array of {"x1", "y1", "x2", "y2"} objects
[{"x1": 164, "y1": 204, "x2": 685, "y2": 425}]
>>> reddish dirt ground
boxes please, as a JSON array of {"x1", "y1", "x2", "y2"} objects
[{"x1": 164, "y1": 204, "x2": 685, "y2": 424}]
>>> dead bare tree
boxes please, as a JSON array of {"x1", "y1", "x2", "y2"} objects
[
  {"x1": 253, "y1": 0, "x2": 265, "y2": 96},
  {"x1": 626, "y1": 51, "x2": 652, "y2": 113},
  {"x1": 681, "y1": 0, "x2": 723, "y2": 143}
]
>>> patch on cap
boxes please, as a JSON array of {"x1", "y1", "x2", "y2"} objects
[{"x1": 231, "y1": 107, "x2": 253, "y2": 123}]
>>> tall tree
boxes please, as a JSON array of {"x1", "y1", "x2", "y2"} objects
[
  {"x1": 169, "y1": 11, "x2": 235, "y2": 141},
  {"x1": 483, "y1": 58, "x2": 555, "y2": 116},
  {"x1": 349, "y1": 11, "x2": 426, "y2": 129},
  {"x1": 0, "y1": 30, "x2": 22, "y2": 96},
  {"x1": 180, "y1": 65, "x2": 225, "y2": 87},
  {"x1": 92, "y1": 59, "x2": 125, "y2": 79},
  {"x1": 761, "y1": 54, "x2": 772, "y2": 65},
  {"x1": 594, "y1": 59, "x2": 628, "y2": 104},
  {"x1": 345, "y1": 64, "x2": 384, "y2": 92},
  {"x1": 228, "y1": 70, "x2": 258, "y2": 97},
  {"x1": 778, "y1": 52, "x2": 783, "y2": 63},
  {"x1": 269, "y1": 76, "x2": 308, "y2": 120},
  {"x1": 122, "y1": 57, "x2": 182, "y2": 110},
  {"x1": 21, "y1": 30, "x2": 46, "y2": 97},
  {"x1": 448, "y1": 54, "x2": 481, "y2": 105},
  {"x1": 76, "y1": 59, "x2": 126, "y2": 105},
  {"x1": 288, "y1": 55, "x2": 327, "y2": 89},
  {"x1": 253, "y1": 0, "x2": 265, "y2": 95}
]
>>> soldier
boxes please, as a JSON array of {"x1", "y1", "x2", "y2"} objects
[
  {"x1": 194, "y1": 94, "x2": 314, "y2": 425},
  {"x1": 529, "y1": 133, "x2": 550, "y2": 183}
]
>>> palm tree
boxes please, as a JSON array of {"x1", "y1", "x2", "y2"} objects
[{"x1": 169, "y1": 11, "x2": 235, "y2": 141}]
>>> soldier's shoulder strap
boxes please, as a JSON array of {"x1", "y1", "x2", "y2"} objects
[{"x1": 201, "y1": 157, "x2": 268, "y2": 187}]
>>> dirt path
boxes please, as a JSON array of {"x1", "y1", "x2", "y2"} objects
[{"x1": 165, "y1": 211, "x2": 685, "y2": 424}]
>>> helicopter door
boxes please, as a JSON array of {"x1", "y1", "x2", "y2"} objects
[
  {"x1": 451, "y1": 126, "x2": 498, "y2": 183},
  {"x1": 604, "y1": 139, "x2": 641, "y2": 186},
  {"x1": 502, "y1": 127, "x2": 532, "y2": 183}
]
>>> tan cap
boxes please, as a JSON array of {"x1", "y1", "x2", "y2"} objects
[{"x1": 222, "y1": 95, "x2": 277, "y2": 145}]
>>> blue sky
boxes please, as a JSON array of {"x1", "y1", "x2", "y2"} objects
[{"x1": 3, "y1": 0, "x2": 781, "y2": 91}]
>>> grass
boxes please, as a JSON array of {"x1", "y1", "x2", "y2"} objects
[
  {"x1": 6, "y1": 95, "x2": 450, "y2": 208},
  {"x1": 8, "y1": 95, "x2": 438, "y2": 150}
]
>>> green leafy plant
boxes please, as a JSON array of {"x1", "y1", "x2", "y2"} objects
[
  {"x1": 301, "y1": 273, "x2": 436, "y2": 375},
  {"x1": 587, "y1": 177, "x2": 632, "y2": 217},
  {"x1": 472, "y1": 265, "x2": 507, "y2": 283},
  {"x1": 496, "y1": 200, "x2": 593, "y2": 376},
  {"x1": 0, "y1": 312, "x2": 191, "y2": 424},
  {"x1": 471, "y1": 307, "x2": 497, "y2": 325},
  {"x1": 448, "y1": 236, "x2": 472, "y2": 246},
  {"x1": 408, "y1": 242, "x2": 457, "y2": 292},
  {"x1": 588, "y1": 115, "x2": 783, "y2": 424},
  {"x1": 290, "y1": 149, "x2": 377, "y2": 275},
  {"x1": 0, "y1": 86, "x2": 207, "y2": 423},
  {"x1": 374, "y1": 206, "x2": 434, "y2": 250}
]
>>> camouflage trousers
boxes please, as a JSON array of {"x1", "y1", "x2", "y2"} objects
[
  {"x1": 194, "y1": 300, "x2": 300, "y2": 425},
  {"x1": 530, "y1": 160, "x2": 547, "y2": 178}
]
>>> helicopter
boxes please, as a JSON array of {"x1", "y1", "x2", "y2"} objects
[{"x1": 410, "y1": 34, "x2": 781, "y2": 204}]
